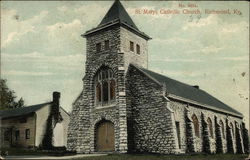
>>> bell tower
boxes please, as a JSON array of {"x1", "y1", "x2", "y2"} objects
[
  {"x1": 83, "y1": 0, "x2": 151, "y2": 71},
  {"x1": 67, "y1": 0, "x2": 151, "y2": 154}
]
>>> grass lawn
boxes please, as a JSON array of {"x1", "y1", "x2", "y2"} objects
[
  {"x1": 1, "y1": 148, "x2": 248, "y2": 160},
  {"x1": 76, "y1": 154, "x2": 249, "y2": 160},
  {"x1": 0, "y1": 147, "x2": 74, "y2": 156}
]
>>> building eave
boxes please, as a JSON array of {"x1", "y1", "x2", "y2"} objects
[
  {"x1": 0, "y1": 112, "x2": 35, "y2": 120},
  {"x1": 167, "y1": 93, "x2": 243, "y2": 119},
  {"x1": 82, "y1": 19, "x2": 151, "y2": 40},
  {"x1": 133, "y1": 65, "x2": 244, "y2": 119},
  {"x1": 82, "y1": 19, "x2": 120, "y2": 37},
  {"x1": 0, "y1": 102, "x2": 52, "y2": 119}
]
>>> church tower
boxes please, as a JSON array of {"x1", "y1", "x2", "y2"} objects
[
  {"x1": 83, "y1": 0, "x2": 151, "y2": 71},
  {"x1": 67, "y1": 0, "x2": 246, "y2": 155},
  {"x1": 67, "y1": 0, "x2": 151, "y2": 153}
]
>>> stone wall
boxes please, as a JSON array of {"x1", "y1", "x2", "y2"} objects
[
  {"x1": 168, "y1": 101, "x2": 187, "y2": 153},
  {"x1": 67, "y1": 26, "x2": 129, "y2": 153},
  {"x1": 120, "y1": 27, "x2": 148, "y2": 70},
  {"x1": 66, "y1": 22, "x2": 246, "y2": 155},
  {"x1": 168, "y1": 98, "x2": 245, "y2": 154},
  {"x1": 126, "y1": 65, "x2": 177, "y2": 154},
  {"x1": 67, "y1": 23, "x2": 152, "y2": 153},
  {"x1": 67, "y1": 92, "x2": 82, "y2": 151}
]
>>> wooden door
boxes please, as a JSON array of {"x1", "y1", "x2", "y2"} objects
[{"x1": 96, "y1": 121, "x2": 115, "y2": 152}]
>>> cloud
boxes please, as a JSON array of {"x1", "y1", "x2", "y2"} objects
[
  {"x1": 57, "y1": 5, "x2": 68, "y2": 12},
  {"x1": 221, "y1": 21, "x2": 248, "y2": 34},
  {"x1": 2, "y1": 51, "x2": 43, "y2": 58},
  {"x1": 182, "y1": 14, "x2": 218, "y2": 30},
  {"x1": 151, "y1": 68, "x2": 205, "y2": 79},
  {"x1": 181, "y1": 14, "x2": 248, "y2": 51},
  {"x1": 153, "y1": 37, "x2": 191, "y2": 45},
  {"x1": 2, "y1": 70, "x2": 53, "y2": 76},
  {"x1": 73, "y1": 2, "x2": 109, "y2": 26},
  {"x1": 45, "y1": 19, "x2": 85, "y2": 54},
  {"x1": 220, "y1": 56, "x2": 249, "y2": 61},
  {"x1": 151, "y1": 54, "x2": 203, "y2": 63},
  {"x1": 3, "y1": 32, "x2": 20, "y2": 47},
  {"x1": 1, "y1": 9, "x2": 49, "y2": 48},
  {"x1": 47, "y1": 19, "x2": 83, "y2": 37},
  {"x1": 164, "y1": 57, "x2": 203, "y2": 62},
  {"x1": 2, "y1": 52, "x2": 85, "y2": 68},
  {"x1": 28, "y1": 10, "x2": 49, "y2": 23},
  {"x1": 200, "y1": 45, "x2": 224, "y2": 54}
]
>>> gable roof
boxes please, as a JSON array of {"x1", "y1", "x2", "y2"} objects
[
  {"x1": 134, "y1": 65, "x2": 243, "y2": 117},
  {"x1": 0, "y1": 102, "x2": 51, "y2": 119},
  {"x1": 99, "y1": 0, "x2": 138, "y2": 30}
]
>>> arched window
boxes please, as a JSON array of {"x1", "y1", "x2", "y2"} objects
[
  {"x1": 136, "y1": 44, "x2": 140, "y2": 54},
  {"x1": 94, "y1": 67, "x2": 116, "y2": 106},
  {"x1": 103, "y1": 81, "x2": 109, "y2": 102},
  {"x1": 207, "y1": 117, "x2": 213, "y2": 138},
  {"x1": 96, "y1": 83, "x2": 101, "y2": 102},
  {"x1": 220, "y1": 120, "x2": 225, "y2": 139},
  {"x1": 192, "y1": 114, "x2": 199, "y2": 138},
  {"x1": 110, "y1": 80, "x2": 116, "y2": 100}
]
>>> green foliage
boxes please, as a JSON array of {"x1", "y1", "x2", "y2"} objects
[
  {"x1": 40, "y1": 101, "x2": 63, "y2": 150},
  {"x1": 41, "y1": 115, "x2": 54, "y2": 150},
  {"x1": 0, "y1": 79, "x2": 25, "y2": 110},
  {"x1": 0, "y1": 147, "x2": 73, "y2": 156},
  {"x1": 16, "y1": 98, "x2": 24, "y2": 108}
]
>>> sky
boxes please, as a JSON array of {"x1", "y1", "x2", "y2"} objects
[{"x1": 1, "y1": 1, "x2": 249, "y2": 128}]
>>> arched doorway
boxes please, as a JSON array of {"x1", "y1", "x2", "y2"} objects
[{"x1": 95, "y1": 120, "x2": 115, "y2": 152}]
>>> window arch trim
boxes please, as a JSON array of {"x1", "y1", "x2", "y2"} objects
[
  {"x1": 207, "y1": 117, "x2": 214, "y2": 138},
  {"x1": 192, "y1": 114, "x2": 200, "y2": 138},
  {"x1": 94, "y1": 67, "x2": 116, "y2": 106}
]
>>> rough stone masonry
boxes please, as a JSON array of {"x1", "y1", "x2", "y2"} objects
[{"x1": 67, "y1": 0, "x2": 249, "y2": 154}]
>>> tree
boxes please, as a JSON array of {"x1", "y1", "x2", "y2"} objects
[
  {"x1": 16, "y1": 98, "x2": 24, "y2": 108},
  {"x1": 0, "y1": 79, "x2": 25, "y2": 110}
]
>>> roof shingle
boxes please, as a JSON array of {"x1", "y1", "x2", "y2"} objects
[
  {"x1": 137, "y1": 66, "x2": 243, "y2": 117},
  {"x1": 99, "y1": 0, "x2": 138, "y2": 30},
  {"x1": 0, "y1": 102, "x2": 51, "y2": 119},
  {"x1": 83, "y1": 0, "x2": 151, "y2": 40}
]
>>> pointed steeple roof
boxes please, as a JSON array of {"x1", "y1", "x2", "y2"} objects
[
  {"x1": 83, "y1": 0, "x2": 151, "y2": 40},
  {"x1": 99, "y1": 0, "x2": 138, "y2": 30}
]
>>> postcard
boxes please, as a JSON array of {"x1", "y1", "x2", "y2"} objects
[{"x1": 0, "y1": 1, "x2": 249, "y2": 159}]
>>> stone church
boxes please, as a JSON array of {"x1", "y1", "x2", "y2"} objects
[{"x1": 67, "y1": 0, "x2": 248, "y2": 154}]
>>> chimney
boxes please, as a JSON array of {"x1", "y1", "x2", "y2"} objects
[
  {"x1": 193, "y1": 85, "x2": 199, "y2": 89},
  {"x1": 52, "y1": 91, "x2": 60, "y2": 114}
]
